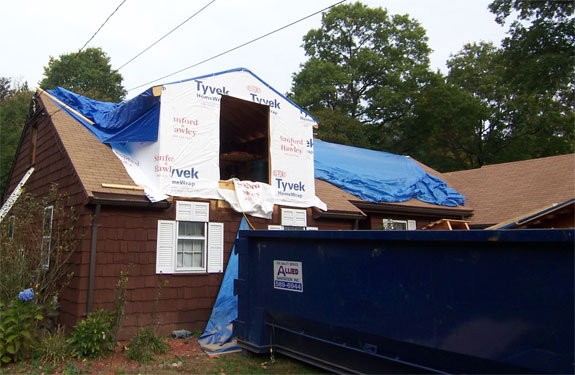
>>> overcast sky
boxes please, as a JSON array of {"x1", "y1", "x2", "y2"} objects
[{"x1": 1, "y1": 0, "x2": 508, "y2": 100}]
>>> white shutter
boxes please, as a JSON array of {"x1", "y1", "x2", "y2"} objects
[
  {"x1": 207, "y1": 222, "x2": 224, "y2": 273},
  {"x1": 176, "y1": 201, "x2": 209, "y2": 222},
  {"x1": 407, "y1": 220, "x2": 417, "y2": 230},
  {"x1": 281, "y1": 208, "x2": 307, "y2": 227},
  {"x1": 281, "y1": 208, "x2": 294, "y2": 226},
  {"x1": 156, "y1": 220, "x2": 176, "y2": 274},
  {"x1": 294, "y1": 209, "x2": 307, "y2": 227}
]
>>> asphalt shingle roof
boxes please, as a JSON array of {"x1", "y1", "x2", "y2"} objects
[{"x1": 445, "y1": 154, "x2": 575, "y2": 226}]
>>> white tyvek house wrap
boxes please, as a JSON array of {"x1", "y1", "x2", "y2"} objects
[{"x1": 112, "y1": 69, "x2": 326, "y2": 218}]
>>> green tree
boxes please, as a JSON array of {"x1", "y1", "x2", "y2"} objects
[
  {"x1": 40, "y1": 47, "x2": 127, "y2": 102},
  {"x1": 488, "y1": 0, "x2": 575, "y2": 160},
  {"x1": 489, "y1": 0, "x2": 574, "y2": 96},
  {"x1": 391, "y1": 72, "x2": 491, "y2": 171},
  {"x1": 0, "y1": 78, "x2": 33, "y2": 194},
  {"x1": 397, "y1": 39, "x2": 574, "y2": 173},
  {"x1": 289, "y1": 2, "x2": 432, "y2": 149}
]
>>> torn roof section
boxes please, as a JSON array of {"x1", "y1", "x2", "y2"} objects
[
  {"x1": 44, "y1": 67, "x2": 465, "y2": 209},
  {"x1": 46, "y1": 67, "x2": 317, "y2": 144}
]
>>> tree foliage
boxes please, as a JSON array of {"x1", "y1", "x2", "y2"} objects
[
  {"x1": 489, "y1": 0, "x2": 574, "y2": 95},
  {"x1": 39, "y1": 47, "x2": 127, "y2": 102},
  {"x1": 0, "y1": 78, "x2": 33, "y2": 194},
  {"x1": 289, "y1": 2, "x2": 432, "y2": 149},
  {"x1": 290, "y1": 1, "x2": 574, "y2": 173}
]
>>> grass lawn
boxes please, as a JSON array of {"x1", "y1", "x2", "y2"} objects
[{"x1": 0, "y1": 338, "x2": 325, "y2": 375}]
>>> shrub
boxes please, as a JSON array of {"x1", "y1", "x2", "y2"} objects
[
  {"x1": 0, "y1": 289, "x2": 43, "y2": 365},
  {"x1": 111, "y1": 268, "x2": 130, "y2": 343},
  {"x1": 66, "y1": 309, "x2": 114, "y2": 359},
  {"x1": 0, "y1": 185, "x2": 78, "y2": 306},
  {"x1": 126, "y1": 326, "x2": 168, "y2": 362},
  {"x1": 126, "y1": 281, "x2": 169, "y2": 362},
  {"x1": 35, "y1": 325, "x2": 70, "y2": 366}
]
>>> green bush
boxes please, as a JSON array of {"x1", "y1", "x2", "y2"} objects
[
  {"x1": 66, "y1": 309, "x2": 114, "y2": 359},
  {"x1": 0, "y1": 186, "x2": 78, "y2": 307},
  {"x1": 35, "y1": 325, "x2": 70, "y2": 366},
  {"x1": 0, "y1": 289, "x2": 43, "y2": 365},
  {"x1": 126, "y1": 326, "x2": 168, "y2": 362}
]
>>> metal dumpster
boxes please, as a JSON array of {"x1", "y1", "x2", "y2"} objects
[{"x1": 233, "y1": 229, "x2": 574, "y2": 374}]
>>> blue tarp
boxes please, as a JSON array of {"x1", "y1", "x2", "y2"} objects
[
  {"x1": 46, "y1": 80, "x2": 465, "y2": 207},
  {"x1": 314, "y1": 140, "x2": 465, "y2": 207},
  {"x1": 197, "y1": 218, "x2": 249, "y2": 355},
  {"x1": 47, "y1": 86, "x2": 160, "y2": 143}
]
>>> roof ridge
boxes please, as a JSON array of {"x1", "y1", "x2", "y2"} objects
[{"x1": 447, "y1": 153, "x2": 575, "y2": 175}]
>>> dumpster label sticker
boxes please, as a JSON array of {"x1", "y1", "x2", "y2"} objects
[{"x1": 273, "y1": 260, "x2": 303, "y2": 292}]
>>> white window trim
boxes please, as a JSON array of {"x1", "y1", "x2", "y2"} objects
[
  {"x1": 41, "y1": 206, "x2": 54, "y2": 269},
  {"x1": 156, "y1": 201, "x2": 223, "y2": 274},
  {"x1": 176, "y1": 221, "x2": 207, "y2": 272},
  {"x1": 382, "y1": 218, "x2": 417, "y2": 231},
  {"x1": 267, "y1": 225, "x2": 318, "y2": 231}
]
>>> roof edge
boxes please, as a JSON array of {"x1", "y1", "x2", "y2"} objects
[{"x1": 352, "y1": 200, "x2": 473, "y2": 218}]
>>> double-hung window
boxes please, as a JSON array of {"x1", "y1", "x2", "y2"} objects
[
  {"x1": 177, "y1": 221, "x2": 206, "y2": 270},
  {"x1": 156, "y1": 201, "x2": 224, "y2": 274}
]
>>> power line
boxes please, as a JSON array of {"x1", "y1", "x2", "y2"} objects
[
  {"x1": 128, "y1": 0, "x2": 346, "y2": 92},
  {"x1": 79, "y1": 0, "x2": 128, "y2": 53},
  {"x1": 114, "y1": 0, "x2": 216, "y2": 72},
  {"x1": 43, "y1": 0, "x2": 128, "y2": 118}
]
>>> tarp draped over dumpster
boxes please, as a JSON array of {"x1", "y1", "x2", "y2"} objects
[
  {"x1": 314, "y1": 140, "x2": 466, "y2": 207},
  {"x1": 197, "y1": 218, "x2": 248, "y2": 355}
]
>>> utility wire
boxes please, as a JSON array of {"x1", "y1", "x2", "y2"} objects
[
  {"x1": 80, "y1": 0, "x2": 128, "y2": 53},
  {"x1": 115, "y1": 0, "x2": 216, "y2": 72},
  {"x1": 43, "y1": 0, "x2": 128, "y2": 118},
  {"x1": 128, "y1": 0, "x2": 346, "y2": 92}
]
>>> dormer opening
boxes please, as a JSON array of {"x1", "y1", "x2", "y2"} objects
[{"x1": 219, "y1": 95, "x2": 269, "y2": 183}]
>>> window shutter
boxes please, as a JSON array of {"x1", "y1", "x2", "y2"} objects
[
  {"x1": 207, "y1": 222, "x2": 224, "y2": 273},
  {"x1": 408, "y1": 220, "x2": 417, "y2": 230},
  {"x1": 294, "y1": 209, "x2": 307, "y2": 227},
  {"x1": 281, "y1": 208, "x2": 294, "y2": 226},
  {"x1": 281, "y1": 208, "x2": 307, "y2": 227},
  {"x1": 156, "y1": 220, "x2": 176, "y2": 274},
  {"x1": 176, "y1": 201, "x2": 209, "y2": 222}
]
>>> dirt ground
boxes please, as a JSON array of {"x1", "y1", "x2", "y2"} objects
[{"x1": 1, "y1": 338, "x2": 320, "y2": 375}]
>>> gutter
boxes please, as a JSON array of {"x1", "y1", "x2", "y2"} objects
[
  {"x1": 88, "y1": 195, "x2": 171, "y2": 209},
  {"x1": 312, "y1": 208, "x2": 366, "y2": 221},
  {"x1": 351, "y1": 201, "x2": 473, "y2": 219}
]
